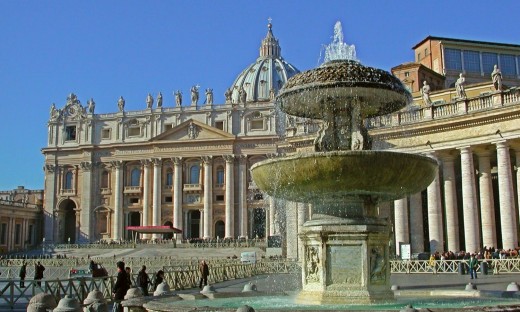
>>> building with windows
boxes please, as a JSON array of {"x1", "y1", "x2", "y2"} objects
[
  {"x1": 0, "y1": 186, "x2": 43, "y2": 253},
  {"x1": 42, "y1": 23, "x2": 301, "y2": 244}
]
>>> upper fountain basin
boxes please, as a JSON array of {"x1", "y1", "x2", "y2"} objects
[
  {"x1": 250, "y1": 151, "x2": 438, "y2": 203},
  {"x1": 277, "y1": 60, "x2": 412, "y2": 119}
]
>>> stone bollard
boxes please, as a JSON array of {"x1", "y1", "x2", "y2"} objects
[
  {"x1": 122, "y1": 287, "x2": 146, "y2": 312},
  {"x1": 480, "y1": 261, "x2": 488, "y2": 275},
  {"x1": 242, "y1": 282, "x2": 257, "y2": 292},
  {"x1": 391, "y1": 285, "x2": 400, "y2": 291},
  {"x1": 237, "y1": 305, "x2": 255, "y2": 312},
  {"x1": 465, "y1": 283, "x2": 477, "y2": 291},
  {"x1": 54, "y1": 295, "x2": 82, "y2": 312},
  {"x1": 27, "y1": 293, "x2": 58, "y2": 312},
  {"x1": 153, "y1": 282, "x2": 170, "y2": 296},
  {"x1": 200, "y1": 285, "x2": 216, "y2": 294},
  {"x1": 83, "y1": 290, "x2": 108, "y2": 312},
  {"x1": 506, "y1": 282, "x2": 520, "y2": 292}
]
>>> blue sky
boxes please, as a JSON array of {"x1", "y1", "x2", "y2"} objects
[{"x1": 0, "y1": 0, "x2": 519, "y2": 190}]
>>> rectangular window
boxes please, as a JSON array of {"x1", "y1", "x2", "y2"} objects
[
  {"x1": 482, "y1": 52, "x2": 498, "y2": 74},
  {"x1": 215, "y1": 121, "x2": 224, "y2": 130},
  {"x1": 0, "y1": 223, "x2": 6, "y2": 245},
  {"x1": 15, "y1": 224, "x2": 21, "y2": 245},
  {"x1": 128, "y1": 127, "x2": 141, "y2": 137},
  {"x1": 216, "y1": 195, "x2": 224, "y2": 202},
  {"x1": 164, "y1": 196, "x2": 173, "y2": 203},
  {"x1": 500, "y1": 54, "x2": 517, "y2": 77},
  {"x1": 463, "y1": 50, "x2": 481, "y2": 73},
  {"x1": 164, "y1": 124, "x2": 173, "y2": 131},
  {"x1": 404, "y1": 72, "x2": 410, "y2": 77},
  {"x1": 129, "y1": 197, "x2": 139, "y2": 204},
  {"x1": 251, "y1": 119, "x2": 264, "y2": 130},
  {"x1": 65, "y1": 126, "x2": 77, "y2": 141},
  {"x1": 444, "y1": 48, "x2": 462, "y2": 71},
  {"x1": 101, "y1": 128, "x2": 111, "y2": 140}
]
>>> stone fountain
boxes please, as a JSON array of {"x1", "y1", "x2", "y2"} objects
[{"x1": 250, "y1": 21, "x2": 438, "y2": 304}]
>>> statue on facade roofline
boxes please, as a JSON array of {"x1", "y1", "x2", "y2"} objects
[
  {"x1": 239, "y1": 86, "x2": 247, "y2": 104},
  {"x1": 146, "y1": 93, "x2": 154, "y2": 108},
  {"x1": 157, "y1": 92, "x2": 163, "y2": 107},
  {"x1": 421, "y1": 80, "x2": 432, "y2": 106},
  {"x1": 455, "y1": 73, "x2": 466, "y2": 99},
  {"x1": 87, "y1": 98, "x2": 95, "y2": 114},
  {"x1": 492, "y1": 64, "x2": 503, "y2": 91},
  {"x1": 205, "y1": 88, "x2": 213, "y2": 105},
  {"x1": 175, "y1": 90, "x2": 182, "y2": 106},
  {"x1": 191, "y1": 85, "x2": 199, "y2": 105},
  {"x1": 225, "y1": 88, "x2": 232, "y2": 104},
  {"x1": 118, "y1": 96, "x2": 125, "y2": 112},
  {"x1": 50, "y1": 103, "x2": 59, "y2": 119}
]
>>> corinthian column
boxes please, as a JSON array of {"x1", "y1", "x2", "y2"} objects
[
  {"x1": 224, "y1": 155, "x2": 235, "y2": 239},
  {"x1": 441, "y1": 154, "x2": 460, "y2": 252},
  {"x1": 152, "y1": 158, "x2": 162, "y2": 237},
  {"x1": 79, "y1": 161, "x2": 93, "y2": 243},
  {"x1": 459, "y1": 146, "x2": 480, "y2": 253},
  {"x1": 238, "y1": 155, "x2": 248, "y2": 238},
  {"x1": 112, "y1": 161, "x2": 123, "y2": 241},
  {"x1": 496, "y1": 141, "x2": 517, "y2": 249},
  {"x1": 202, "y1": 156, "x2": 213, "y2": 239},
  {"x1": 394, "y1": 198, "x2": 409, "y2": 257},
  {"x1": 141, "y1": 160, "x2": 151, "y2": 233},
  {"x1": 426, "y1": 155, "x2": 443, "y2": 253},
  {"x1": 172, "y1": 157, "x2": 183, "y2": 240},
  {"x1": 477, "y1": 149, "x2": 497, "y2": 248}
]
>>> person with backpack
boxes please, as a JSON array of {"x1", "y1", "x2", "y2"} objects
[
  {"x1": 137, "y1": 265, "x2": 150, "y2": 296},
  {"x1": 112, "y1": 261, "x2": 130, "y2": 312}
]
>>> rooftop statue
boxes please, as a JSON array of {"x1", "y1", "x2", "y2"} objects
[
  {"x1": 239, "y1": 86, "x2": 247, "y2": 104},
  {"x1": 455, "y1": 73, "x2": 466, "y2": 99},
  {"x1": 50, "y1": 103, "x2": 59, "y2": 119},
  {"x1": 492, "y1": 64, "x2": 503, "y2": 91},
  {"x1": 225, "y1": 88, "x2": 232, "y2": 104},
  {"x1": 205, "y1": 88, "x2": 213, "y2": 105},
  {"x1": 175, "y1": 90, "x2": 182, "y2": 106},
  {"x1": 118, "y1": 96, "x2": 125, "y2": 112},
  {"x1": 146, "y1": 93, "x2": 154, "y2": 108},
  {"x1": 87, "y1": 98, "x2": 95, "y2": 113},
  {"x1": 421, "y1": 80, "x2": 432, "y2": 106},
  {"x1": 191, "y1": 85, "x2": 199, "y2": 105},
  {"x1": 157, "y1": 92, "x2": 163, "y2": 107}
]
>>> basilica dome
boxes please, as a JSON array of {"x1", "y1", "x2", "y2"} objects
[{"x1": 228, "y1": 22, "x2": 300, "y2": 104}]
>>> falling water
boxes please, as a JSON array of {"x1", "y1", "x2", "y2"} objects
[{"x1": 324, "y1": 21, "x2": 358, "y2": 63}]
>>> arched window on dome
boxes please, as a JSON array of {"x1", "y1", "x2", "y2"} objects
[{"x1": 130, "y1": 168, "x2": 141, "y2": 186}]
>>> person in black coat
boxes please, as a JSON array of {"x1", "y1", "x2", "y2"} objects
[
  {"x1": 19, "y1": 262, "x2": 27, "y2": 288},
  {"x1": 198, "y1": 260, "x2": 209, "y2": 289},
  {"x1": 137, "y1": 265, "x2": 150, "y2": 296},
  {"x1": 112, "y1": 261, "x2": 130, "y2": 312},
  {"x1": 153, "y1": 270, "x2": 164, "y2": 291},
  {"x1": 34, "y1": 261, "x2": 45, "y2": 287}
]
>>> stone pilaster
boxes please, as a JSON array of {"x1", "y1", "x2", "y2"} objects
[
  {"x1": 496, "y1": 141, "x2": 518, "y2": 249},
  {"x1": 152, "y1": 158, "x2": 162, "y2": 238},
  {"x1": 409, "y1": 192, "x2": 424, "y2": 253},
  {"x1": 238, "y1": 155, "x2": 248, "y2": 238},
  {"x1": 224, "y1": 155, "x2": 235, "y2": 238},
  {"x1": 476, "y1": 150, "x2": 497, "y2": 248},
  {"x1": 111, "y1": 161, "x2": 123, "y2": 241},
  {"x1": 459, "y1": 146, "x2": 480, "y2": 253},
  {"x1": 202, "y1": 156, "x2": 213, "y2": 239},
  {"x1": 79, "y1": 161, "x2": 92, "y2": 243},
  {"x1": 44, "y1": 164, "x2": 57, "y2": 243}
]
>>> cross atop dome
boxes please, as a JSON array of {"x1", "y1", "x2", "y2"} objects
[{"x1": 260, "y1": 18, "x2": 280, "y2": 58}]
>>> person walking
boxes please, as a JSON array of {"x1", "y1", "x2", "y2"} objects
[
  {"x1": 112, "y1": 261, "x2": 130, "y2": 312},
  {"x1": 198, "y1": 260, "x2": 209, "y2": 289},
  {"x1": 153, "y1": 270, "x2": 164, "y2": 291},
  {"x1": 34, "y1": 261, "x2": 45, "y2": 287},
  {"x1": 469, "y1": 253, "x2": 479, "y2": 280},
  {"x1": 19, "y1": 262, "x2": 27, "y2": 288},
  {"x1": 137, "y1": 265, "x2": 150, "y2": 296}
]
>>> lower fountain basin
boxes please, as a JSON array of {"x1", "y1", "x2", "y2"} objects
[{"x1": 250, "y1": 151, "x2": 438, "y2": 203}]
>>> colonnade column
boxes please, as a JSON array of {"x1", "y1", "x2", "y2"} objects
[
  {"x1": 269, "y1": 196, "x2": 276, "y2": 236},
  {"x1": 172, "y1": 157, "x2": 183, "y2": 241},
  {"x1": 441, "y1": 155, "x2": 460, "y2": 252},
  {"x1": 152, "y1": 158, "x2": 162, "y2": 239},
  {"x1": 202, "y1": 156, "x2": 213, "y2": 239},
  {"x1": 409, "y1": 192, "x2": 424, "y2": 253},
  {"x1": 238, "y1": 155, "x2": 248, "y2": 238},
  {"x1": 394, "y1": 198, "x2": 409, "y2": 257},
  {"x1": 426, "y1": 154, "x2": 443, "y2": 253},
  {"x1": 477, "y1": 150, "x2": 497, "y2": 248},
  {"x1": 496, "y1": 141, "x2": 517, "y2": 250},
  {"x1": 459, "y1": 147, "x2": 480, "y2": 253},
  {"x1": 516, "y1": 150, "x2": 520, "y2": 234},
  {"x1": 141, "y1": 160, "x2": 151, "y2": 239},
  {"x1": 297, "y1": 202, "x2": 307, "y2": 261},
  {"x1": 224, "y1": 155, "x2": 235, "y2": 238},
  {"x1": 112, "y1": 161, "x2": 123, "y2": 241}
]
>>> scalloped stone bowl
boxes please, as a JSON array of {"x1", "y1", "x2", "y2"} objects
[{"x1": 250, "y1": 151, "x2": 438, "y2": 204}]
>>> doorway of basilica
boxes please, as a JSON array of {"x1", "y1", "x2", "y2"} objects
[
  {"x1": 189, "y1": 210, "x2": 200, "y2": 239},
  {"x1": 58, "y1": 199, "x2": 77, "y2": 243}
]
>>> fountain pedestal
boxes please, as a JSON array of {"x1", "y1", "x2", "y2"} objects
[{"x1": 297, "y1": 217, "x2": 392, "y2": 304}]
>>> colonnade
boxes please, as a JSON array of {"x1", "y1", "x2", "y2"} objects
[{"x1": 394, "y1": 140, "x2": 520, "y2": 255}]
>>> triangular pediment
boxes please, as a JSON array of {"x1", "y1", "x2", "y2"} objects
[{"x1": 151, "y1": 119, "x2": 235, "y2": 142}]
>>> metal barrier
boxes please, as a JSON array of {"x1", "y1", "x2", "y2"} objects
[{"x1": 390, "y1": 259, "x2": 520, "y2": 274}]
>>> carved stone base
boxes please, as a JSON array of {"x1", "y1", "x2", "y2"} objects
[{"x1": 297, "y1": 218, "x2": 393, "y2": 304}]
